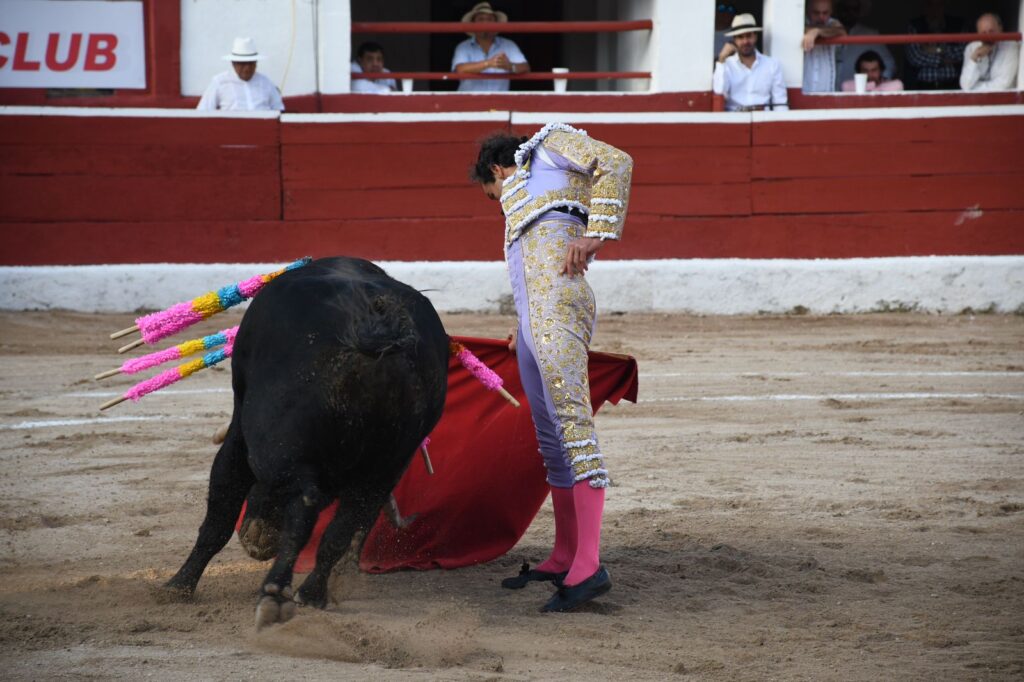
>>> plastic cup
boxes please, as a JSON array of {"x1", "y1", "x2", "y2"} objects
[
  {"x1": 402, "y1": 78, "x2": 413, "y2": 93},
  {"x1": 552, "y1": 67, "x2": 569, "y2": 93},
  {"x1": 854, "y1": 73, "x2": 868, "y2": 94}
]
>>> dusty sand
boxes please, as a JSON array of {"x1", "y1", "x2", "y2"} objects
[{"x1": 0, "y1": 310, "x2": 1021, "y2": 681}]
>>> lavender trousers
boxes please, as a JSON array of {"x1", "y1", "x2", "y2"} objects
[{"x1": 506, "y1": 217, "x2": 609, "y2": 489}]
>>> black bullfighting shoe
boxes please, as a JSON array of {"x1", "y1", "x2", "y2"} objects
[
  {"x1": 501, "y1": 561, "x2": 568, "y2": 589},
  {"x1": 540, "y1": 565, "x2": 612, "y2": 612}
]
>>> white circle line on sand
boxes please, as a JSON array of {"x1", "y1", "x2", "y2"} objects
[
  {"x1": 638, "y1": 371, "x2": 1024, "y2": 379},
  {"x1": 64, "y1": 388, "x2": 233, "y2": 399},
  {"x1": 637, "y1": 392, "x2": 1024, "y2": 403},
  {"x1": 0, "y1": 415, "x2": 193, "y2": 431}
]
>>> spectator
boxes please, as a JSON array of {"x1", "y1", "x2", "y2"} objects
[
  {"x1": 713, "y1": 14, "x2": 789, "y2": 111},
  {"x1": 351, "y1": 42, "x2": 397, "y2": 93},
  {"x1": 905, "y1": 0, "x2": 966, "y2": 90},
  {"x1": 451, "y1": 2, "x2": 529, "y2": 92},
  {"x1": 960, "y1": 13, "x2": 1020, "y2": 91},
  {"x1": 803, "y1": 0, "x2": 847, "y2": 92},
  {"x1": 841, "y1": 50, "x2": 904, "y2": 91},
  {"x1": 834, "y1": 0, "x2": 897, "y2": 87},
  {"x1": 197, "y1": 37, "x2": 284, "y2": 112},
  {"x1": 713, "y1": 3, "x2": 737, "y2": 61}
]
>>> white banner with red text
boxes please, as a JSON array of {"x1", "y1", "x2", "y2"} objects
[{"x1": 0, "y1": 0, "x2": 145, "y2": 89}]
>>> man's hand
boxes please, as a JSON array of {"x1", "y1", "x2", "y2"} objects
[
  {"x1": 973, "y1": 43, "x2": 994, "y2": 61},
  {"x1": 488, "y1": 52, "x2": 512, "y2": 71},
  {"x1": 802, "y1": 28, "x2": 821, "y2": 52},
  {"x1": 507, "y1": 328, "x2": 517, "y2": 354},
  {"x1": 561, "y1": 237, "x2": 604, "y2": 277},
  {"x1": 718, "y1": 42, "x2": 737, "y2": 63}
]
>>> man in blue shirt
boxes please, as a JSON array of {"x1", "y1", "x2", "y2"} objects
[{"x1": 451, "y1": 2, "x2": 529, "y2": 92}]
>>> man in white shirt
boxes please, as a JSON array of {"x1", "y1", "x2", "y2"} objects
[
  {"x1": 451, "y1": 2, "x2": 529, "y2": 92},
  {"x1": 960, "y1": 13, "x2": 1020, "y2": 91},
  {"x1": 197, "y1": 37, "x2": 284, "y2": 112},
  {"x1": 713, "y1": 14, "x2": 789, "y2": 112},
  {"x1": 803, "y1": 0, "x2": 847, "y2": 92},
  {"x1": 351, "y1": 42, "x2": 397, "y2": 94}
]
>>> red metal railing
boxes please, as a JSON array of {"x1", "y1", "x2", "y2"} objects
[
  {"x1": 818, "y1": 32, "x2": 1021, "y2": 45},
  {"x1": 351, "y1": 71, "x2": 649, "y2": 82},
  {"x1": 351, "y1": 20, "x2": 653, "y2": 34},
  {"x1": 351, "y1": 20, "x2": 654, "y2": 86}
]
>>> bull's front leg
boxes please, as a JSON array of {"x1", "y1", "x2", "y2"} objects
[
  {"x1": 163, "y1": 424, "x2": 252, "y2": 599},
  {"x1": 294, "y1": 486, "x2": 390, "y2": 609},
  {"x1": 254, "y1": 477, "x2": 325, "y2": 629}
]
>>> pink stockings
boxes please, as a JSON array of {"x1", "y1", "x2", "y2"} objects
[
  {"x1": 535, "y1": 486, "x2": 577, "y2": 574},
  {"x1": 535, "y1": 482, "x2": 605, "y2": 586}
]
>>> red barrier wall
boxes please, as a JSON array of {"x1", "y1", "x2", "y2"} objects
[
  {"x1": 1, "y1": 111, "x2": 1022, "y2": 265},
  {"x1": 0, "y1": 114, "x2": 280, "y2": 224}
]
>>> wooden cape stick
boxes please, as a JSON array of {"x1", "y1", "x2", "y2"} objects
[
  {"x1": 117, "y1": 338, "x2": 146, "y2": 354},
  {"x1": 497, "y1": 386, "x2": 520, "y2": 408},
  {"x1": 94, "y1": 368, "x2": 121, "y2": 381},
  {"x1": 110, "y1": 325, "x2": 140, "y2": 340},
  {"x1": 100, "y1": 395, "x2": 128, "y2": 411},
  {"x1": 420, "y1": 443, "x2": 434, "y2": 475}
]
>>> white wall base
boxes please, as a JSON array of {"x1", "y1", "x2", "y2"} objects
[{"x1": 1, "y1": 257, "x2": 1021, "y2": 315}]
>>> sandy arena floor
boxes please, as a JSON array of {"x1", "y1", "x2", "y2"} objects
[{"x1": 0, "y1": 310, "x2": 1021, "y2": 681}]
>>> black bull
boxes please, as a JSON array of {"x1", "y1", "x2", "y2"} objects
[{"x1": 163, "y1": 257, "x2": 449, "y2": 624}]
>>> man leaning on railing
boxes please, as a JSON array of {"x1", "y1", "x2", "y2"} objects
[
  {"x1": 960, "y1": 13, "x2": 1020, "y2": 91},
  {"x1": 905, "y1": 0, "x2": 966, "y2": 90},
  {"x1": 451, "y1": 3, "x2": 530, "y2": 92}
]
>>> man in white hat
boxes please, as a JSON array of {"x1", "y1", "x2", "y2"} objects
[
  {"x1": 713, "y1": 14, "x2": 789, "y2": 111},
  {"x1": 197, "y1": 37, "x2": 285, "y2": 111},
  {"x1": 451, "y1": 2, "x2": 529, "y2": 92}
]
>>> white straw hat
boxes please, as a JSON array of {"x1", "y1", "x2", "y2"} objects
[
  {"x1": 223, "y1": 37, "x2": 264, "y2": 62},
  {"x1": 461, "y1": 2, "x2": 508, "y2": 24},
  {"x1": 725, "y1": 14, "x2": 763, "y2": 37}
]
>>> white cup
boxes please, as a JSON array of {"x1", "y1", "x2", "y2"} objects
[
  {"x1": 552, "y1": 67, "x2": 569, "y2": 93},
  {"x1": 401, "y1": 78, "x2": 413, "y2": 93},
  {"x1": 854, "y1": 73, "x2": 868, "y2": 94}
]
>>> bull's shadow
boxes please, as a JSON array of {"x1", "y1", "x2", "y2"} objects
[{"x1": 159, "y1": 257, "x2": 449, "y2": 629}]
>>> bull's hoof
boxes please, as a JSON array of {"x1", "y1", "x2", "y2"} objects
[
  {"x1": 254, "y1": 584, "x2": 296, "y2": 630},
  {"x1": 294, "y1": 582, "x2": 328, "y2": 610},
  {"x1": 238, "y1": 516, "x2": 280, "y2": 561},
  {"x1": 154, "y1": 580, "x2": 195, "y2": 604}
]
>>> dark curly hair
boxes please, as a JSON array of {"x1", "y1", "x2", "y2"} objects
[{"x1": 470, "y1": 132, "x2": 528, "y2": 183}]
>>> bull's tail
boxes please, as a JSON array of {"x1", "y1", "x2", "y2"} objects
[{"x1": 350, "y1": 293, "x2": 418, "y2": 358}]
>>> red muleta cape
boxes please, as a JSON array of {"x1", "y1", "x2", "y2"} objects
[{"x1": 239, "y1": 336, "x2": 638, "y2": 573}]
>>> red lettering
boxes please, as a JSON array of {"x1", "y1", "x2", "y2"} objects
[
  {"x1": 45, "y1": 33, "x2": 82, "y2": 72},
  {"x1": 0, "y1": 32, "x2": 9, "y2": 69},
  {"x1": 84, "y1": 33, "x2": 117, "y2": 71},
  {"x1": 14, "y1": 32, "x2": 41, "y2": 71}
]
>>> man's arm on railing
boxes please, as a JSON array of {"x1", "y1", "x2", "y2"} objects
[
  {"x1": 454, "y1": 55, "x2": 506, "y2": 74},
  {"x1": 960, "y1": 41, "x2": 1021, "y2": 91},
  {"x1": 960, "y1": 41, "x2": 984, "y2": 90},
  {"x1": 803, "y1": 19, "x2": 846, "y2": 52}
]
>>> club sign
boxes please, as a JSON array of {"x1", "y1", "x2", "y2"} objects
[{"x1": 0, "y1": 0, "x2": 145, "y2": 89}]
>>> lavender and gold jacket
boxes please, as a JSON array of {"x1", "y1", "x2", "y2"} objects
[{"x1": 499, "y1": 123, "x2": 633, "y2": 248}]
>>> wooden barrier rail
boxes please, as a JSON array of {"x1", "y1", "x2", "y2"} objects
[{"x1": 1, "y1": 108, "x2": 1022, "y2": 265}]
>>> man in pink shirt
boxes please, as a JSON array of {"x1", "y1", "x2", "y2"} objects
[{"x1": 841, "y1": 50, "x2": 905, "y2": 92}]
